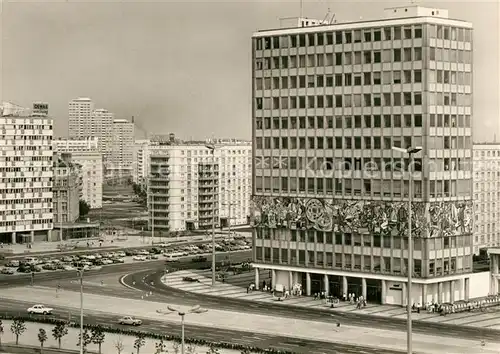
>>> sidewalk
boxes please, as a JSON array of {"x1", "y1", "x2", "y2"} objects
[
  {"x1": 0, "y1": 286, "x2": 496, "y2": 354},
  {"x1": 164, "y1": 269, "x2": 500, "y2": 331}
]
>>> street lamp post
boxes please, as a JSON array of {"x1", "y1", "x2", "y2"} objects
[
  {"x1": 76, "y1": 269, "x2": 84, "y2": 354},
  {"x1": 156, "y1": 305, "x2": 207, "y2": 354},
  {"x1": 392, "y1": 145, "x2": 422, "y2": 354},
  {"x1": 205, "y1": 144, "x2": 217, "y2": 286},
  {"x1": 223, "y1": 200, "x2": 236, "y2": 267}
]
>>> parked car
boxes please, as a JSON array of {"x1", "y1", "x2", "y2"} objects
[
  {"x1": 118, "y1": 316, "x2": 142, "y2": 326},
  {"x1": 112, "y1": 258, "x2": 125, "y2": 264},
  {"x1": 133, "y1": 255, "x2": 146, "y2": 261},
  {"x1": 1, "y1": 268, "x2": 15, "y2": 275},
  {"x1": 192, "y1": 256, "x2": 207, "y2": 263},
  {"x1": 28, "y1": 304, "x2": 54, "y2": 315},
  {"x1": 5, "y1": 260, "x2": 19, "y2": 268}
]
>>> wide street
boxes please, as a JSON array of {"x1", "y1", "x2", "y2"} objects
[
  {"x1": 33, "y1": 266, "x2": 500, "y2": 345},
  {"x1": 0, "y1": 251, "x2": 251, "y2": 287},
  {"x1": 0, "y1": 297, "x2": 400, "y2": 354}
]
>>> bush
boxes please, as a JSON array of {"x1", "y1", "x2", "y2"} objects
[{"x1": 0, "y1": 314, "x2": 293, "y2": 354}]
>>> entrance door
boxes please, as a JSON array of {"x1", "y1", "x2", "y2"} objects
[
  {"x1": 329, "y1": 281, "x2": 341, "y2": 297},
  {"x1": 366, "y1": 278, "x2": 382, "y2": 304}
]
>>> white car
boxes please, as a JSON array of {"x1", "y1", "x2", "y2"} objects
[
  {"x1": 118, "y1": 316, "x2": 142, "y2": 326},
  {"x1": 133, "y1": 255, "x2": 146, "y2": 261},
  {"x1": 28, "y1": 304, "x2": 54, "y2": 315},
  {"x1": 116, "y1": 251, "x2": 126, "y2": 257},
  {"x1": 63, "y1": 265, "x2": 75, "y2": 271}
]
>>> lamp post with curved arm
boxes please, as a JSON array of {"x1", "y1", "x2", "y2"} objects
[
  {"x1": 156, "y1": 305, "x2": 208, "y2": 354},
  {"x1": 391, "y1": 145, "x2": 422, "y2": 354},
  {"x1": 205, "y1": 144, "x2": 217, "y2": 286}
]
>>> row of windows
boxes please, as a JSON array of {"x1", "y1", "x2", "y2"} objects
[
  {"x1": 255, "y1": 247, "x2": 471, "y2": 277},
  {"x1": 254, "y1": 177, "x2": 471, "y2": 198},
  {"x1": 256, "y1": 70, "x2": 472, "y2": 91},
  {"x1": 255, "y1": 156, "x2": 472, "y2": 174},
  {"x1": 255, "y1": 47, "x2": 472, "y2": 70},
  {"x1": 257, "y1": 229, "x2": 473, "y2": 248},
  {"x1": 255, "y1": 25, "x2": 471, "y2": 50},
  {"x1": 255, "y1": 91, "x2": 474, "y2": 110},
  {"x1": 255, "y1": 114, "x2": 472, "y2": 130},
  {"x1": 256, "y1": 133, "x2": 472, "y2": 152}
]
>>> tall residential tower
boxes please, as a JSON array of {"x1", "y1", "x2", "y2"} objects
[{"x1": 251, "y1": 6, "x2": 473, "y2": 305}]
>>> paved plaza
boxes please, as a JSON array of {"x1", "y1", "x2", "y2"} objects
[
  {"x1": 164, "y1": 269, "x2": 500, "y2": 331},
  {"x1": 0, "y1": 286, "x2": 496, "y2": 354}
]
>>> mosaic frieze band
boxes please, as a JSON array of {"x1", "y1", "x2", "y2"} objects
[{"x1": 251, "y1": 196, "x2": 472, "y2": 238}]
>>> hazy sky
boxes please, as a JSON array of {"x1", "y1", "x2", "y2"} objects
[{"x1": 1, "y1": 0, "x2": 499, "y2": 141}]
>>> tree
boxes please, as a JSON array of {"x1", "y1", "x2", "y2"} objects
[
  {"x1": 172, "y1": 341, "x2": 180, "y2": 354},
  {"x1": 10, "y1": 319, "x2": 26, "y2": 345},
  {"x1": 155, "y1": 339, "x2": 167, "y2": 353},
  {"x1": 134, "y1": 334, "x2": 145, "y2": 354},
  {"x1": 115, "y1": 337, "x2": 124, "y2": 354},
  {"x1": 38, "y1": 328, "x2": 47, "y2": 350},
  {"x1": 91, "y1": 327, "x2": 106, "y2": 354},
  {"x1": 0, "y1": 320, "x2": 4, "y2": 347},
  {"x1": 52, "y1": 323, "x2": 68, "y2": 349},
  {"x1": 206, "y1": 345, "x2": 220, "y2": 354},
  {"x1": 77, "y1": 329, "x2": 92, "y2": 353},
  {"x1": 79, "y1": 200, "x2": 91, "y2": 218},
  {"x1": 240, "y1": 350, "x2": 251, "y2": 354}
]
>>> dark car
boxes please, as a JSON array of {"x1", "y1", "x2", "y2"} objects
[
  {"x1": 191, "y1": 256, "x2": 207, "y2": 263},
  {"x1": 182, "y1": 277, "x2": 200, "y2": 283}
]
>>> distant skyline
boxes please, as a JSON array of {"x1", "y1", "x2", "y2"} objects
[{"x1": 1, "y1": 0, "x2": 499, "y2": 141}]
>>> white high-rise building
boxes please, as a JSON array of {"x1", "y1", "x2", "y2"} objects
[
  {"x1": 53, "y1": 138, "x2": 103, "y2": 209},
  {"x1": 0, "y1": 107, "x2": 54, "y2": 244},
  {"x1": 132, "y1": 139, "x2": 151, "y2": 184},
  {"x1": 109, "y1": 119, "x2": 135, "y2": 176},
  {"x1": 473, "y1": 143, "x2": 500, "y2": 254},
  {"x1": 148, "y1": 141, "x2": 252, "y2": 233},
  {"x1": 68, "y1": 98, "x2": 94, "y2": 138},
  {"x1": 68, "y1": 98, "x2": 113, "y2": 157}
]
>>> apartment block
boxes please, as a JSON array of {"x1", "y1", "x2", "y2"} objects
[
  {"x1": 53, "y1": 138, "x2": 103, "y2": 209},
  {"x1": 108, "y1": 119, "x2": 135, "y2": 177},
  {"x1": 0, "y1": 104, "x2": 54, "y2": 243},
  {"x1": 68, "y1": 98, "x2": 113, "y2": 157},
  {"x1": 251, "y1": 6, "x2": 474, "y2": 305},
  {"x1": 132, "y1": 139, "x2": 151, "y2": 184},
  {"x1": 148, "y1": 141, "x2": 252, "y2": 233},
  {"x1": 473, "y1": 143, "x2": 500, "y2": 254}
]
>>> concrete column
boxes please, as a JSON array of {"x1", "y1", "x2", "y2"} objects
[
  {"x1": 438, "y1": 282, "x2": 443, "y2": 303},
  {"x1": 255, "y1": 268, "x2": 260, "y2": 290},
  {"x1": 342, "y1": 276, "x2": 348, "y2": 295},
  {"x1": 324, "y1": 274, "x2": 329, "y2": 296},
  {"x1": 47, "y1": 230, "x2": 52, "y2": 242},
  {"x1": 450, "y1": 280, "x2": 455, "y2": 303},
  {"x1": 361, "y1": 278, "x2": 367, "y2": 299},
  {"x1": 464, "y1": 278, "x2": 470, "y2": 301},
  {"x1": 288, "y1": 271, "x2": 293, "y2": 291},
  {"x1": 493, "y1": 255, "x2": 499, "y2": 274},
  {"x1": 306, "y1": 273, "x2": 311, "y2": 296},
  {"x1": 30, "y1": 231, "x2": 34, "y2": 244},
  {"x1": 271, "y1": 269, "x2": 276, "y2": 288},
  {"x1": 11, "y1": 232, "x2": 16, "y2": 244},
  {"x1": 381, "y1": 280, "x2": 387, "y2": 304},
  {"x1": 402, "y1": 282, "x2": 407, "y2": 306},
  {"x1": 422, "y1": 284, "x2": 428, "y2": 304}
]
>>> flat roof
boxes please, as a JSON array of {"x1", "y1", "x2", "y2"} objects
[{"x1": 253, "y1": 16, "x2": 472, "y2": 37}]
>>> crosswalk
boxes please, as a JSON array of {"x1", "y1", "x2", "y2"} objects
[{"x1": 164, "y1": 269, "x2": 500, "y2": 330}]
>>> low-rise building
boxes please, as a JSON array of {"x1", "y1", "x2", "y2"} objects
[
  {"x1": 473, "y1": 143, "x2": 500, "y2": 254},
  {"x1": 148, "y1": 140, "x2": 252, "y2": 233}
]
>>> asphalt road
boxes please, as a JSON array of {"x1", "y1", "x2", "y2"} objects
[
  {"x1": 0, "y1": 299, "x2": 402, "y2": 354},
  {"x1": 37, "y1": 266, "x2": 500, "y2": 345},
  {"x1": 122, "y1": 270, "x2": 500, "y2": 343},
  {"x1": 0, "y1": 251, "x2": 251, "y2": 288}
]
